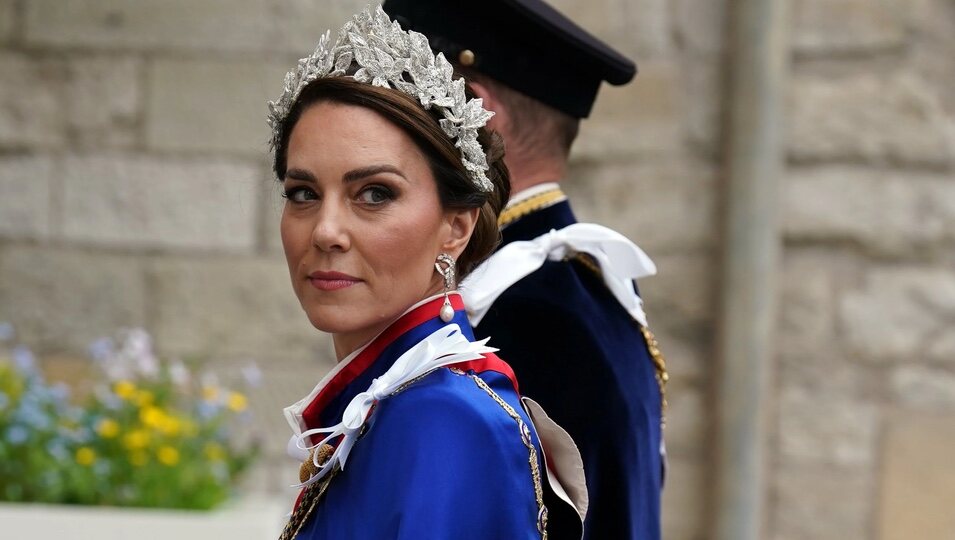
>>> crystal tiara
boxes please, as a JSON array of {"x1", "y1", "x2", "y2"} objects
[{"x1": 267, "y1": 5, "x2": 495, "y2": 193}]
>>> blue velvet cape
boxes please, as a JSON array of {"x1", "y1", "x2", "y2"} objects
[
  {"x1": 287, "y1": 296, "x2": 559, "y2": 539},
  {"x1": 473, "y1": 200, "x2": 664, "y2": 540}
]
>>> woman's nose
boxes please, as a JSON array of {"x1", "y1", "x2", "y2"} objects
[{"x1": 311, "y1": 203, "x2": 350, "y2": 252}]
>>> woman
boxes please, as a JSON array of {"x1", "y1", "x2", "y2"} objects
[{"x1": 269, "y1": 7, "x2": 586, "y2": 540}]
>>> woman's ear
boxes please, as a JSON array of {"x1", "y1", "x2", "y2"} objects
[{"x1": 442, "y1": 207, "x2": 480, "y2": 257}]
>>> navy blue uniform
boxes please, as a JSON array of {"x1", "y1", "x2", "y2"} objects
[{"x1": 473, "y1": 200, "x2": 663, "y2": 540}]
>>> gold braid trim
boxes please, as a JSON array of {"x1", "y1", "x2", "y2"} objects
[
  {"x1": 278, "y1": 465, "x2": 340, "y2": 540},
  {"x1": 570, "y1": 254, "x2": 669, "y2": 424},
  {"x1": 463, "y1": 371, "x2": 548, "y2": 539},
  {"x1": 498, "y1": 188, "x2": 567, "y2": 229}
]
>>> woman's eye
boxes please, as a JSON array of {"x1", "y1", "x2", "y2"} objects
[
  {"x1": 283, "y1": 186, "x2": 318, "y2": 203},
  {"x1": 357, "y1": 185, "x2": 394, "y2": 205}
]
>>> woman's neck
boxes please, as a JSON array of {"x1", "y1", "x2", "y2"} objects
[{"x1": 331, "y1": 289, "x2": 450, "y2": 362}]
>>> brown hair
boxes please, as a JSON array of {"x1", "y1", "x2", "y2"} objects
[{"x1": 272, "y1": 77, "x2": 510, "y2": 281}]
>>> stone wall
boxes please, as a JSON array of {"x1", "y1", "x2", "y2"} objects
[
  {"x1": 1, "y1": 1, "x2": 953, "y2": 538},
  {"x1": 773, "y1": 0, "x2": 955, "y2": 538}
]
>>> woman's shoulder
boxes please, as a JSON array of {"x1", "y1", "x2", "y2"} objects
[{"x1": 378, "y1": 367, "x2": 528, "y2": 435}]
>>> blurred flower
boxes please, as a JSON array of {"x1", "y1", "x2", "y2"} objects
[
  {"x1": 157, "y1": 446, "x2": 180, "y2": 466},
  {"x1": 6, "y1": 425, "x2": 29, "y2": 445},
  {"x1": 204, "y1": 442, "x2": 226, "y2": 461},
  {"x1": 113, "y1": 380, "x2": 136, "y2": 400},
  {"x1": 201, "y1": 385, "x2": 219, "y2": 402},
  {"x1": 12, "y1": 346, "x2": 36, "y2": 374},
  {"x1": 96, "y1": 418, "x2": 120, "y2": 439},
  {"x1": 87, "y1": 337, "x2": 114, "y2": 363},
  {"x1": 227, "y1": 392, "x2": 248, "y2": 413},
  {"x1": 241, "y1": 362, "x2": 262, "y2": 388},
  {"x1": 75, "y1": 447, "x2": 96, "y2": 466},
  {"x1": 132, "y1": 390, "x2": 154, "y2": 407},
  {"x1": 122, "y1": 429, "x2": 150, "y2": 451},
  {"x1": 169, "y1": 360, "x2": 190, "y2": 387},
  {"x1": 1, "y1": 325, "x2": 258, "y2": 510}
]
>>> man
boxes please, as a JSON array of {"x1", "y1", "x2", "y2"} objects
[{"x1": 384, "y1": 1, "x2": 668, "y2": 539}]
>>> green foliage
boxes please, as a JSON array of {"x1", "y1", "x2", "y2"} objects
[{"x1": 0, "y1": 325, "x2": 260, "y2": 510}]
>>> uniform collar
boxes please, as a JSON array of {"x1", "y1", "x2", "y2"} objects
[
  {"x1": 499, "y1": 198, "x2": 578, "y2": 249},
  {"x1": 284, "y1": 293, "x2": 472, "y2": 433}
]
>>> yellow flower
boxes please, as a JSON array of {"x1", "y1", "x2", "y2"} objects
[
  {"x1": 122, "y1": 429, "x2": 150, "y2": 451},
  {"x1": 140, "y1": 406, "x2": 165, "y2": 429},
  {"x1": 114, "y1": 380, "x2": 137, "y2": 400},
  {"x1": 96, "y1": 418, "x2": 120, "y2": 439},
  {"x1": 157, "y1": 446, "x2": 180, "y2": 466},
  {"x1": 203, "y1": 442, "x2": 225, "y2": 461},
  {"x1": 201, "y1": 385, "x2": 219, "y2": 402},
  {"x1": 75, "y1": 447, "x2": 96, "y2": 466},
  {"x1": 227, "y1": 392, "x2": 247, "y2": 412},
  {"x1": 133, "y1": 390, "x2": 154, "y2": 407},
  {"x1": 129, "y1": 450, "x2": 148, "y2": 467},
  {"x1": 157, "y1": 415, "x2": 181, "y2": 437}
]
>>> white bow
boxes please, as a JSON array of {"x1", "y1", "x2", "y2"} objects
[
  {"x1": 461, "y1": 223, "x2": 657, "y2": 327},
  {"x1": 288, "y1": 323, "x2": 496, "y2": 486}
]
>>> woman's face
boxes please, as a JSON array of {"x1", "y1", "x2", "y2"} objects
[{"x1": 281, "y1": 101, "x2": 475, "y2": 359}]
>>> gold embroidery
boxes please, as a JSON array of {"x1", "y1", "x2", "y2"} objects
[
  {"x1": 464, "y1": 372, "x2": 548, "y2": 539},
  {"x1": 278, "y1": 466, "x2": 340, "y2": 540},
  {"x1": 498, "y1": 188, "x2": 566, "y2": 229}
]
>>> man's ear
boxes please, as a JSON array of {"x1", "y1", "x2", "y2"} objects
[
  {"x1": 468, "y1": 80, "x2": 507, "y2": 134},
  {"x1": 442, "y1": 207, "x2": 481, "y2": 257}
]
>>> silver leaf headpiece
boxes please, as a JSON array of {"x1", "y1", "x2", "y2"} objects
[{"x1": 267, "y1": 5, "x2": 495, "y2": 193}]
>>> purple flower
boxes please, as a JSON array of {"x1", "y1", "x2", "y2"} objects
[
  {"x1": 87, "y1": 337, "x2": 115, "y2": 363},
  {"x1": 12, "y1": 345, "x2": 36, "y2": 374}
]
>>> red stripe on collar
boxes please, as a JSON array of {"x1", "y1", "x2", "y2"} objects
[
  {"x1": 301, "y1": 294, "x2": 466, "y2": 428},
  {"x1": 452, "y1": 352, "x2": 520, "y2": 395}
]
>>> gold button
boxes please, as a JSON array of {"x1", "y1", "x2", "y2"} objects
[{"x1": 459, "y1": 49, "x2": 476, "y2": 66}]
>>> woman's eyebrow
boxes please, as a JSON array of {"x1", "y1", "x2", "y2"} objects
[
  {"x1": 285, "y1": 168, "x2": 316, "y2": 182},
  {"x1": 343, "y1": 164, "x2": 407, "y2": 183}
]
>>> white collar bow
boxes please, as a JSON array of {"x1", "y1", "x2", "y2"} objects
[{"x1": 461, "y1": 223, "x2": 657, "y2": 327}]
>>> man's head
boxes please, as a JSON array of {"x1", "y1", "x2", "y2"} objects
[{"x1": 384, "y1": 0, "x2": 636, "y2": 189}]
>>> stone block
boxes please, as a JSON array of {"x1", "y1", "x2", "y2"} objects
[
  {"x1": 673, "y1": 0, "x2": 727, "y2": 56},
  {"x1": 879, "y1": 414, "x2": 955, "y2": 540},
  {"x1": 571, "y1": 62, "x2": 682, "y2": 161},
  {"x1": 891, "y1": 366, "x2": 955, "y2": 409},
  {"x1": 663, "y1": 382, "x2": 707, "y2": 459},
  {"x1": 680, "y1": 60, "x2": 724, "y2": 157},
  {"x1": 840, "y1": 267, "x2": 955, "y2": 363},
  {"x1": 661, "y1": 457, "x2": 707, "y2": 540},
  {"x1": 784, "y1": 167, "x2": 955, "y2": 256},
  {"x1": 0, "y1": 0, "x2": 15, "y2": 42},
  {"x1": 0, "y1": 245, "x2": 146, "y2": 354},
  {"x1": 0, "y1": 53, "x2": 65, "y2": 149},
  {"x1": 642, "y1": 252, "x2": 715, "y2": 330},
  {"x1": 776, "y1": 249, "x2": 837, "y2": 357},
  {"x1": 776, "y1": 386, "x2": 878, "y2": 467},
  {"x1": 145, "y1": 58, "x2": 289, "y2": 156},
  {"x1": 548, "y1": 0, "x2": 671, "y2": 59},
  {"x1": 565, "y1": 160, "x2": 718, "y2": 254},
  {"x1": 148, "y1": 255, "x2": 331, "y2": 365},
  {"x1": 792, "y1": 0, "x2": 907, "y2": 55},
  {"x1": 770, "y1": 465, "x2": 874, "y2": 540},
  {"x1": 66, "y1": 55, "x2": 141, "y2": 149},
  {"x1": 270, "y1": 0, "x2": 382, "y2": 54},
  {"x1": 59, "y1": 154, "x2": 260, "y2": 252},
  {"x1": 24, "y1": 0, "x2": 271, "y2": 53},
  {"x1": 788, "y1": 72, "x2": 954, "y2": 167},
  {"x1": 0, "y1": 155, "x2": 53, "y2": 240},
  {"x1": 646, "y1": 326, "x2": 708, "y2": 383}
]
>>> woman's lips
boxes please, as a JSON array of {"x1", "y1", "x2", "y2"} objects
[{"x1": 308, "y1": 271, "x2": 362, "y2": 291}]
